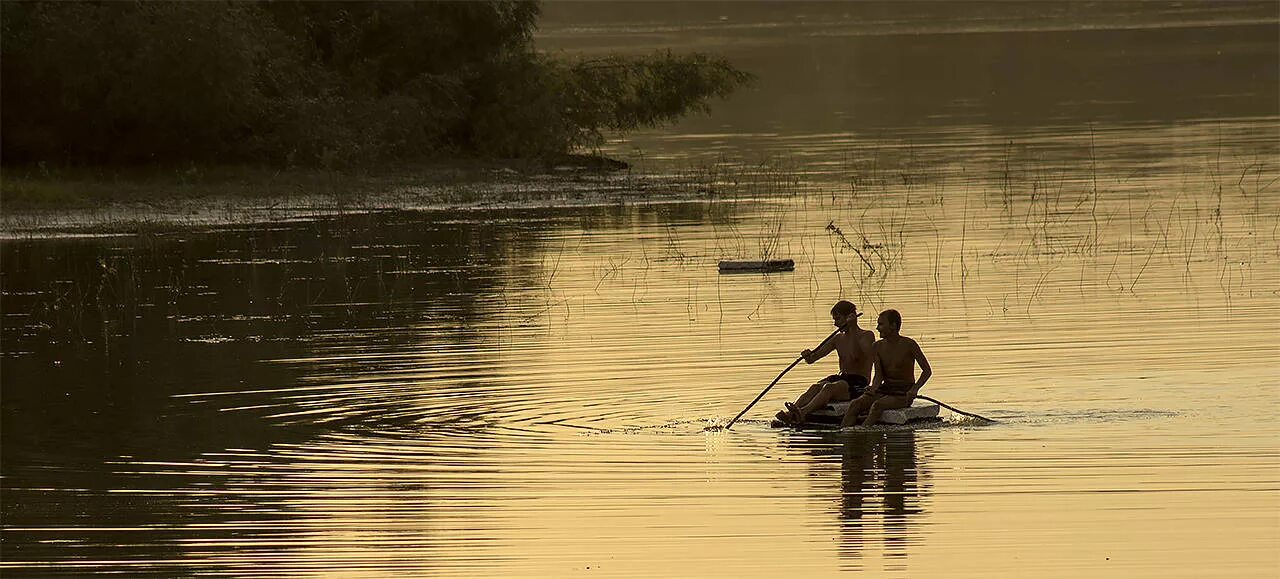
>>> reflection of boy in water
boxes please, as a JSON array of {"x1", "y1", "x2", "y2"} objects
[
  {"x1": 841, "y1": 309, "x2": 932, "y2": 427},
  {"x1": 777, "y1": 300, "x2": 875, "y2": 424}
]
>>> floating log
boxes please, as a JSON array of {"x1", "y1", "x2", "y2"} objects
[{"x1": 717, "y1": 259, "x2": 795, "y2": 273}]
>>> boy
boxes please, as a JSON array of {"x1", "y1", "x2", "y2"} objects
[
  {"x1": 777, "y1": 300, "x2": 875, "y2": 424},
  {"x1": 841, "y1": 309, "x2": 932, "y2": 427}
]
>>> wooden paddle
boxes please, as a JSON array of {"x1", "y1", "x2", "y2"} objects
[
  {"x1": 912, "y1": 394, "x2": 997, "y2": 423},
  {"x1": 722, "y1": 322, "x2": 849, "y2": 430}
]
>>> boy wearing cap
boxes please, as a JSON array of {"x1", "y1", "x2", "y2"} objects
[{"x1": 777, "y1": 300, "x2": 876, "y2": 424}]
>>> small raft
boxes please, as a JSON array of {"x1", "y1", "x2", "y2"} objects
[
  {"x1": 770, "y1": 400, "x2": 942, "y2": 429},
  {"x1": 718, "y1": 259, "x2": 795, "y2": 273}
]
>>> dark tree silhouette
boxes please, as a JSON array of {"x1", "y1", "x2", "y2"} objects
[{"x1": 1, "y1": 1, "x2": 751, "y2": 167}]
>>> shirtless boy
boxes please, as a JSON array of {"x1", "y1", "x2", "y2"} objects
[
  {"x1": 777, "y1": 300, "x2": 876, "y2": 424},
  {"x1": 841, "y1": 309, "x2": 932, "y2": 427}
]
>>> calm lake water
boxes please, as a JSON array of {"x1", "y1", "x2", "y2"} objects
[{"x1": 3, "y1": 3, "x2": 1278, "y2": 577}]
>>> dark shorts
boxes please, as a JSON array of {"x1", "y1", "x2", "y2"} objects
[
  {"x1": 875, "y1": 382, "x2": 914, "y2": 396},
  {"x1": 821, "y1": 373, "x2": 869, "y2": 397}
]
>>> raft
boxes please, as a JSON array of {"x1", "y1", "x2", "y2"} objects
[{"x1": 770, "y1": 400, "x2": 942, "y2": 429}]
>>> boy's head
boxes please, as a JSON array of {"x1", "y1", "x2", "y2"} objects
[
  {"x1": 830, "y1": 300, "x2": 860, "y2": 327},
  {"x1": 876, "y1": 309, "x2": 902, "y2": 338}
]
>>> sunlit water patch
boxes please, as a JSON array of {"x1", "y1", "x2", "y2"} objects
[
  {"x1": 5, "y1": 164, "x2": 1276, "y2": 574},
  {"x1": 5, "y1": 6, "x2": 1280, "y2": 577}
]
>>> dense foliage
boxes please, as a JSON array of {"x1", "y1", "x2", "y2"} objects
[{"x1": 1, "y1": 1, "x2": 751, "y2": 166}]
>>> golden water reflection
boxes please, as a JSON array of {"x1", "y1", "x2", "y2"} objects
[
  {"x1": 786, "y1": 431, "x2": 930, "y2": 572},
  {"x1": 4, "y1": 6, "x2": 1280, "y2": 576}
]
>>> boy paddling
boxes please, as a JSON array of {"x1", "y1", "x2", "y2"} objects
[
  {"x1": 841, "y1": 309, "x2": 932, "y2": 427},
  {"x1": 777, "y1": 300, "x2": 876, "y2": 425}
]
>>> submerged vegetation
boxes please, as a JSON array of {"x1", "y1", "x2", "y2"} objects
[
  {"x1": 1, "y1": 1, "x2": 751, "y2": 168},
  {"x1": 5, "y1": 129, "x2": 1275, "y2": 351}
]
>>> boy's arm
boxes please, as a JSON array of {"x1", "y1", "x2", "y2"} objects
[
  {"x1": 802, "y1": 337, "x2": 837, "y2": 364},
  {"x1": 908, "y1": 339, "x2": 932, "y2": 397},
  {"x1": 867, "y1": 342, "x2": 884, "y2": 394}
]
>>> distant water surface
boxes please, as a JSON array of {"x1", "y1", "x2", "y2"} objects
[{"x1": 3, "y1": 3, "x2": 1278, "y2": 577}]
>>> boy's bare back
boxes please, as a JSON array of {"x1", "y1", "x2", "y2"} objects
[{"x1": 835, "y1": 328, "x2": 876, "y2": 378}]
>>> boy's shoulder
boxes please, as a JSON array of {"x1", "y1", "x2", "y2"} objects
[{"x1": 879, "y1": 336, "x2": 919, "y2": 349}]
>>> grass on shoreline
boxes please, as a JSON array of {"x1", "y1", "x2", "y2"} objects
[{"x1": 0, "y1": 156, "x2": 631, "y2": 211}]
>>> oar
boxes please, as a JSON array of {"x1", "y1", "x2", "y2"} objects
[
  {"x1": 912, "y1": 394, "x2": 998, "y2": 423},
  {"x1": 723, "y1": 323, "x2": 848, "y2": 430}
]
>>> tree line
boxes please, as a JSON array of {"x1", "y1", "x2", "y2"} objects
[{"x1": 1, "y1": 1, "x2": 751, "y2": 166}]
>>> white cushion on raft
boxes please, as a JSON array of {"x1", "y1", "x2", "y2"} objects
[{"x1": 810, "y1": 400, "x2": 941, "y2": 425}]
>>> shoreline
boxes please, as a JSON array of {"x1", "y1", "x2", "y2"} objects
[{"x1": 0, "y1": 156, "x2": 723, "y2": 238}]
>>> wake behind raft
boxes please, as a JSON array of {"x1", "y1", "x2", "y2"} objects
[{"x1": 769, "y1": 400, "x2": 942, "y2": 429}]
